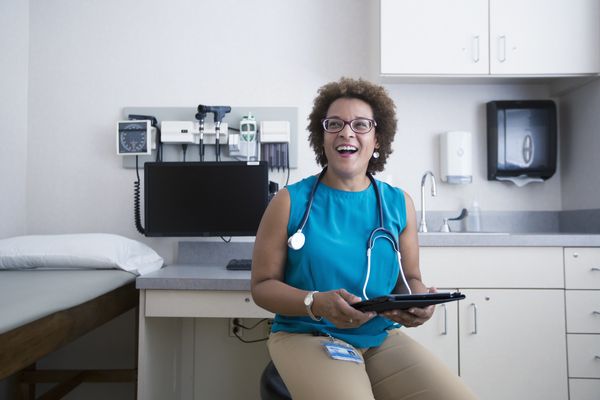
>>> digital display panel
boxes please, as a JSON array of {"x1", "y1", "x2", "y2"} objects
[{"x1": 144, "y1": 162, "x2": 269, "y2": 237}]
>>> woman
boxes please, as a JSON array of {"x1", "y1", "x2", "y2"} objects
[{"x1": 251, "y1": 78, "x2": 475, "y2": 400}]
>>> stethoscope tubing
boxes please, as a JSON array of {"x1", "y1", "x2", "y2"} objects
[
  {"x1": 296, "y1": 168, "x2": 328, "y2": 235},
  {"x1": 289, "y1": 167, "x2": 412, "y2": 299}
]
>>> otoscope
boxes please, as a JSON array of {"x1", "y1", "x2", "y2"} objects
[
  {"x1": 196, "y1": 104, "x2": 231, "y2": 161},
  {"x1": 195, "y1": 106, "x2": 208, "y2": 162}
]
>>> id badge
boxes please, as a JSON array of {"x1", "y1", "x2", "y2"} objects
[{"x1": 321, "y1": 341, "x2": 363, "y2": 363}]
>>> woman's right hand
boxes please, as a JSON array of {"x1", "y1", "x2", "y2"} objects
[{"x1": 312, "y1": 289, "x2": 376, "y2": 329}]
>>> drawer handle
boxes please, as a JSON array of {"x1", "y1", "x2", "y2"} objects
[
  {"x1": 593, "y1": 311, "x2": 600, "y2": 316},
  {"x1": 441, "y1": 303, "x2": 448, "y2": 335},
  {"x1": 471, "y1": 36, "x2": 480, "y2": 63},
  {"x1": 471, "y1": 303, "x2": 478, "y2": 335},
  {"x1": 596, "y1": 356, "x2": 600, "y2": 361},
  {"x1": 497, "y1": 35, "x2": 507, "y2": 62},
  {"x1": 591, "y1": 267, "x2": 600, "y2": 272}
]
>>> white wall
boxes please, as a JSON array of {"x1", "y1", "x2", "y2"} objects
[
  {"x1": 383, "y1": 82, "x2": 559, "y2": 212},
  {"x1": 0, "y1": 1, "x2": 28, "y2": 396},
  {"x1": 559, "y1": 78, "x2": 600, "y2": 210},
  {"x1": 25, "y1": 0, "x2": 379, "y2": 262},
  {"x1": 0, "y1": 1, "x2": 585, "y2": 398},
  {"x1": 25, "y1": 0, "x2": 561, "y2": 264},
  {"x1": 0, "y1": 0, "x2": 28, "y2": 239}
]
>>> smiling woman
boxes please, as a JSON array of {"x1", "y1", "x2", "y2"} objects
[
  {"x1": 320, "y1": 97, "x2": 378, "y2": 186},
  {"x1": 307, "y1": 77, "x2": 397, "y2": 175},
  {"x1": 251, "y1": 77, "x2": 477, "y2": 400}
]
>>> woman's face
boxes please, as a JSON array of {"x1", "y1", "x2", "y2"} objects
[{"x1": 322, "y1": 97, "x2": 378, "y2": 180}]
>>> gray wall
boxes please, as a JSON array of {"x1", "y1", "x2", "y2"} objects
[
  {"x1": 0, "y1": 0, "x2": 28, "y2": 239},
  {"x1": 559, "y1": 78, "x2": 600, "y2": 210}
]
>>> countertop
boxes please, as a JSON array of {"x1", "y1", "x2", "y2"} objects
[
  {"x1": 137, "y1": 233, "x2": 600, "y2": 291},
  {"x1": 137, "y1": 265, "x2": 252, "y2": 290},
  {"x1": 417, "y1": 232, "x2": 600, "y2": 247}
]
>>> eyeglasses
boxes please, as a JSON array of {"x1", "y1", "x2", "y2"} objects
[{"x1": 321, "y1": 118, "x2": 377, "y2": 134}]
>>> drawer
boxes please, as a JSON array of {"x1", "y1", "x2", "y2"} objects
[
  {"x1": 569, "y1": 378, "x2": 600, "y2": 400},
  {"x1": 565, "y1": 248, "x2": 600, "y2": 289},
  {"x1": 566, "y1": 291, "x2": 600, "y2": 333},
  {"x1": 420, "y1": 247, "x2": 563, "y2": 288},
  {"x1": 144, "y1": 290, "x2": 273, "y2": 318},
  {"x1": 567, "y1": 334, "x2": 600, "y2": 378}
]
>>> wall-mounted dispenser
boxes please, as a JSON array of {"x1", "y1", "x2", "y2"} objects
[
  {"x1": 440, "y1": 131, "x2": 472, "y2": 184},
  {"x1": 487, "y1": 100, "x2": 557, "y2": 186}
]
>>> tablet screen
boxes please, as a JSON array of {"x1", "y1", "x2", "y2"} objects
[{"x1": 352, "y1": 292, "x2": 465, "y2": 312}]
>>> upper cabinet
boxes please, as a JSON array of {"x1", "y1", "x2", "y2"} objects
[
  {"x1": 380, "y1": 0, "x2": 600, "y2": 77},
  {"x1": 381, "y1": 0, "x2": 490, "y2": 75}
]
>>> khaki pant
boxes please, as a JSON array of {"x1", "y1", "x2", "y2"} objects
[{"x1": 267, "y1": 328, "x2": 478, "y2": 400}]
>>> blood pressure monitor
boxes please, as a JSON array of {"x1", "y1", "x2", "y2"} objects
[{"x1": 117, "y1": 120, "x2": 152, "y2": 155}]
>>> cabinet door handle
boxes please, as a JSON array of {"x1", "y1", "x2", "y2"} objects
[
  {"x1": 441, "y1": 303, "x2": 448, "y2": 335},
  {"x1": 591, "y1": 267, "x2": 600, "y2": 272},
  {"x1": 592, "y1": 311, "x2": 600, "y2": 316},
  {"x1": 472, "y1": 35, "x2": 480, "y2": 63},
  {"x1": 595, "y1": 356, "x2": 600, "y2": 361},
  {"x1": 470, "y1": 303, "x2": 478, "y2": 334},
  {"x1": 497, "y1": 35, "x2": 506, "y2": 62}
]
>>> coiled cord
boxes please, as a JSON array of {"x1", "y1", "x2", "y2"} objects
[{"x1": 134, "y1": 155, "x2": 145, "y2": 235}]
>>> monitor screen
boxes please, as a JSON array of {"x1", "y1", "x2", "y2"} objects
[{"x1": 144, "y1": 162, "x2": 269, "y2": 237}]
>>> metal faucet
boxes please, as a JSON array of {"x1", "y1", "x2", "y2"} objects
[{"x1": 419, "y1": 170, "x2": 437, "y2": 233}]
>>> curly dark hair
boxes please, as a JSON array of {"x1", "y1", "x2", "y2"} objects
[{"x1": 307, "y1": 77, "x2": 397, "y2": 174}]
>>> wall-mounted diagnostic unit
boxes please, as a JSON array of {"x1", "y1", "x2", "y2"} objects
[
  {"x1": 120, "y1": 106, "x2": 298, "y2": 168},
  {"x1": 117, "y1": 120, "x2": 152, "y2": 155}
]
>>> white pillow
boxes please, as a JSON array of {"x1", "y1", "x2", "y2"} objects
[{"x1": 0, "y1": 233, "x2": 163, "y2": 275}]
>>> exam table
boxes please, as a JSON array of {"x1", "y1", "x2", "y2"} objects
[{"x1": 0, "y1": 269, "x2": 138, "y2": 399}]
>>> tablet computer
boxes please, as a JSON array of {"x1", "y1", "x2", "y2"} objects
[{"x1": 352, "y1": 292, "x2": 465, "y2": 313}]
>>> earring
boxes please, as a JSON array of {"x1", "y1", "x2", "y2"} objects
[{"x1": 372, "y1": 151, "x2": 380, "y2": 159}]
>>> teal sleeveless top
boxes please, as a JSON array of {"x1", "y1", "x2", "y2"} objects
[{"x1": 271, "y1": 174, "x2": 408, "y2": 348}]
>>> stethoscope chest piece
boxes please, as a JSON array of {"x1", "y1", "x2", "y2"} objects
[{"x1": 288, "y1": 230, "x2": 306, "y2": 250}]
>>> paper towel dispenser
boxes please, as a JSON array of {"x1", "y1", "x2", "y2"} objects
[{"x1": 487, "y1": 100, "x2": 557, "y2": 183}]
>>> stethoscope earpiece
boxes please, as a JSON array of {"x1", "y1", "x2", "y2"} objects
[{"x1": 287, "y1": 231, "x2": 306, "y2": 250}]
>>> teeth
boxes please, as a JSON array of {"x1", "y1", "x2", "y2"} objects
[{"x1": 336, "y1": 145, "x2": 358, "y2": 152}]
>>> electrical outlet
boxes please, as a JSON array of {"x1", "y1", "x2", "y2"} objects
[
  {"x1": 229, "y1": 318, "x2": 242, "y2": 338},
  {"x1": 264, "y1": 319, "x2": 273, "y2": 337}
]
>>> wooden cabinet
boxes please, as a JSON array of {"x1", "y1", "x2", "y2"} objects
[
  {"x1": 406, "y1": 247, "x2": 568, "y2": 400},
  {"x1": 380, "y1": 0, "x2": 600, "y2": 76},
  {"x1": 564, "y1": 248, "x2": 600, "y2": 400}
]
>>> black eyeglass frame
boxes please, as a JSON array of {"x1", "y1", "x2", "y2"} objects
[{"x1": 321, "y1": 118, "x2": 377, "y2": 134}]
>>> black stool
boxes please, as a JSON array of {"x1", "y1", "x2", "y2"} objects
[{"x1": 260, "y1": 361, "x2": 291, "y2": 400}]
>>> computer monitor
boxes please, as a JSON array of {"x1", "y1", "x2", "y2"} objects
[{"x1": 144, "y1": 161, "x2": 269, "y2": 237}]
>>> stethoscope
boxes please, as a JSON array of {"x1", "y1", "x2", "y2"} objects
[{"x1": 287, "y1": 167, "x2": 412, "y2": 299}]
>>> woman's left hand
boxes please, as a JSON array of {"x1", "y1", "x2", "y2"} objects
[{"x1": 381, "y1": 287, "x2": 437, "y2": 328}]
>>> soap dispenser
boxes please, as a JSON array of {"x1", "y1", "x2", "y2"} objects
[
  {"x1": 466, "y1": 201, "x2": 481, "y2": 232},
  {"x1": 440, "y1": 131, "x2": 472, "y2": 184}
]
